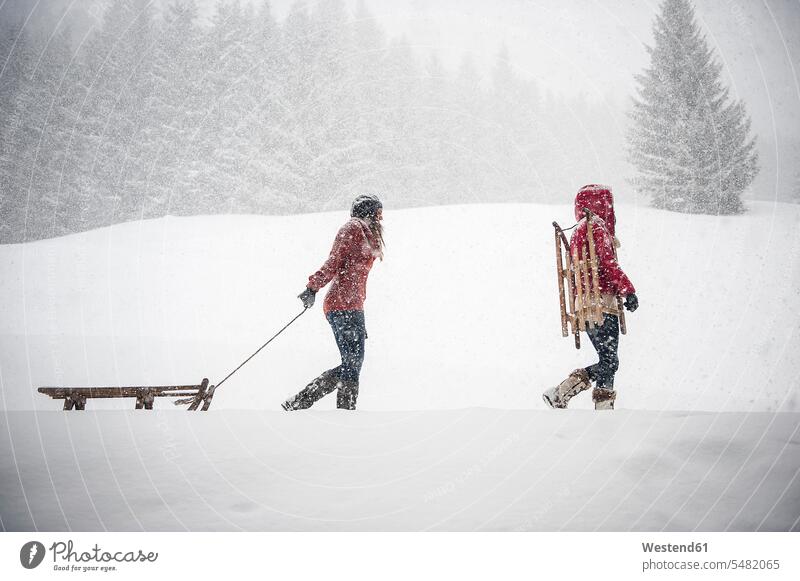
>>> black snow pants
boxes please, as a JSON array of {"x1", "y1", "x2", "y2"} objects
[
  {"x1": 585, "y1": 313, "x2": 620, "y2": 390},
  {"x1": 288, "y1": 310, "x2": 366, "y2": 409},
  {"x1": 326, "y1": 310, "x2": 366, "y2": 383}
]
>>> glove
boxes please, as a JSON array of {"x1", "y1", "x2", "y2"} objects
[
  {"x1": 624, "y1": 293, "x2": 638, "y2": 312},
  {"x1": 298, "y1": 287, "x2": 316, "y2": 309}
]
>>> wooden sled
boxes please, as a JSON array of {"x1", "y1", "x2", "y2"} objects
[
  {"x1": 38, "y1": 378, "x2": 216, "y2": 411},
  {"x1": 553, "y1": 209, "x2": 626, "y2": 349}
]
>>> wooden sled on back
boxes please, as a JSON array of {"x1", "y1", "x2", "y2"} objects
[{"x1": 552, "y1": 208, "x2": 626, "y2": 349}]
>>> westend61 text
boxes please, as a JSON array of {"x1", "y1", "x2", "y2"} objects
[
  {"x1": 642, "y1": 542, "x2": 708, "y2": 553},
  {"x1": 49, "y1": 541, "x2": 158, "y2": 563}
]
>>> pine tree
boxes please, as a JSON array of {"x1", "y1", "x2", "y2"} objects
[
  {"x1": 345, "y1": 0, "x2": 387, "y2": 203},
  {"x1": 147, "y1": 1, "x2": 203, "y2": 219},
  {"x1": 489, "y1": 44, "x2": 541, "y2": 202},
  {"x1": 19, "y1": 26, "x2": 76, "y2": 241},
  {"x1": 275, "y1": 0, "x2": 316, "y2": 212},
  {"x1": 0, "y1": 23, "x2": 33, "y2": 242},
  {"x1": 72, "y1": 0, "x2": 157, "y2": 229},
  {"x1": 378, "y1": 36, "x2": 420, "y2": 206},
  {"x1": 451, "y1": 54, "x2": 488, "y2": 203},
  {"x1": 628, "y1": 0, "x2": 758, "y2": 214},
  {"x1": 305, "y1": 0, "x2": 353, "y2": 211},
  {"x1": 244, "y1": 1, "x2": 285, "y2": 214}
]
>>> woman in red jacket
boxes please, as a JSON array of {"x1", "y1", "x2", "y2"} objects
[
  {"x1": 543, "y1": 185, "x2": 638, "y2": 411},
  {"x1": 281, "y1": 195, "x2": 384, "y2": 411}
]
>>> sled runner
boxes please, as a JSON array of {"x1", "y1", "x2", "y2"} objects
[
  {"x1": 553, "y1": 209, "x2": 626, "y2": 349},
  {"x1": 37, "y1": 378, "x2": 215, "y2": 411}
]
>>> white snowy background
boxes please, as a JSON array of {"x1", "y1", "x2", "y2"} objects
[
  {"x1": 1, "y1": 0, "x2": 799, "y2": 531},
  {"x1": 1, "y1": 203, "x2": 799, "y2": 531},
  {"x1": 2, "y1": 203, "x2": 799, "y2": 413}
]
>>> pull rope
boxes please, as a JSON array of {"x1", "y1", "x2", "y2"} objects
[{"x1": 215, "y1": 308, "x2": 308, "y2": 390}]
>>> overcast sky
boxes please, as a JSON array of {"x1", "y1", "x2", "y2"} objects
[{"x1": 3, "y1": 0, "x2": 799, "y2": 198}]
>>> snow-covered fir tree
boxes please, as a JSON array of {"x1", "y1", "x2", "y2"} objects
[{"x1": 627, "y1": 0, "x2": 758, "y2": 214}]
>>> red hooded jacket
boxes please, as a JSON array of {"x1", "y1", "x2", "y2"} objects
[
  {"x1": 307, "y1": 218, "x2": 380, "y2": 315},
  {"x1": 569, "y1": 185, "x2": 635, "y2": 297}
]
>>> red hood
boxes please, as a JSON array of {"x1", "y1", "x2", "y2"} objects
[{"x1": 574, "y1": 184, "x2": 615, "y2": 237}]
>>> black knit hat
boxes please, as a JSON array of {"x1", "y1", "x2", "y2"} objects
[{"x1": 351, "y1": 194, "x2": 383, "y2": 219}]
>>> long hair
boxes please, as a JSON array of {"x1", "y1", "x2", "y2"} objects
[
  {"x1": 351, "y1": 194, "x2": 385, "y2": 260},
  {"x1": 365, "y1": 216, "x2": 385, "y2": 261}
]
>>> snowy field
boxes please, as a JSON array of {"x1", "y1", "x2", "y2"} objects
[
  {"x1": 2, "y1": 409, "x2": 798, "y2": 531},
  {"x1": 1, "y1": 202, "x2": 799, "y2": 530}
]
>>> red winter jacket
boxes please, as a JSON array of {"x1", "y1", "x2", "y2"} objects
[
  {"x1": 569, "y1": 185, "x2": 635, "y2": 297},
  {"x1": 307, "y1": 218, "x2": 380, "y2": 315}
]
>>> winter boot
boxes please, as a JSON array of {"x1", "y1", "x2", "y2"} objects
[
  {"x1": 282, "y1": 369, "x2": 339, "y2": 411},
  {"x1": 336, "y1": 379, "x2": 359, "y2": 410},
  {"x1": 542, "y1": 368, "x2": 591, "y2": 409},
  {"x1": 592, "y1": 387, "x2": 616, "y2": 410}
]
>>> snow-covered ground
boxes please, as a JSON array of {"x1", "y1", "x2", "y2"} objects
[
  {"x1": 1, "y1": 202, "x2": 799, "y2": 530},
  {"x1": 2, "y1": 202, "x2": 799, "y2": 412},
  {"x1": 2, "y1": 409, "x2": 797, "y2": 531}
]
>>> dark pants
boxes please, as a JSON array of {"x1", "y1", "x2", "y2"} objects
[
  {"x1": 327, "y1": 310, "x2": 366, "y2": 383},
  {"x1": 586, "y1": 314, "x2": 620, "y2": 390},
  {"x1": 285, "y1": 310, "x2": 367, "y2": 410}
]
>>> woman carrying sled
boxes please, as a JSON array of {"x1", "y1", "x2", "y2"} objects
[
  {"x1": 282, "y1": 194, "x2": 384, "y2": 411},
  {"x1": 543, "y1": 185, "x2": 638, "y2": 410}
]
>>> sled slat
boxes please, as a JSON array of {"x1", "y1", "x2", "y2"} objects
[
  {"x1": 580, "y1": 243, "x2": 593, "y2": 327},
  {"x1": 572, "y1": 250, "x2": 586, "y2": 331},
  {"x1": 565, "y1": 244, "x2": 580, "y2": 348},
  {"x1": 553, "y1": 224, "x2": 569, "y2": 337}
]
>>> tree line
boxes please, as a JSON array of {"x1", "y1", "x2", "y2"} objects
[
  {"x1": 0, "y1": 0, "x2": 626, "y2": 243},
  {"x1": 1, "y1": 0, "x2": 757, "y2": 244}
]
